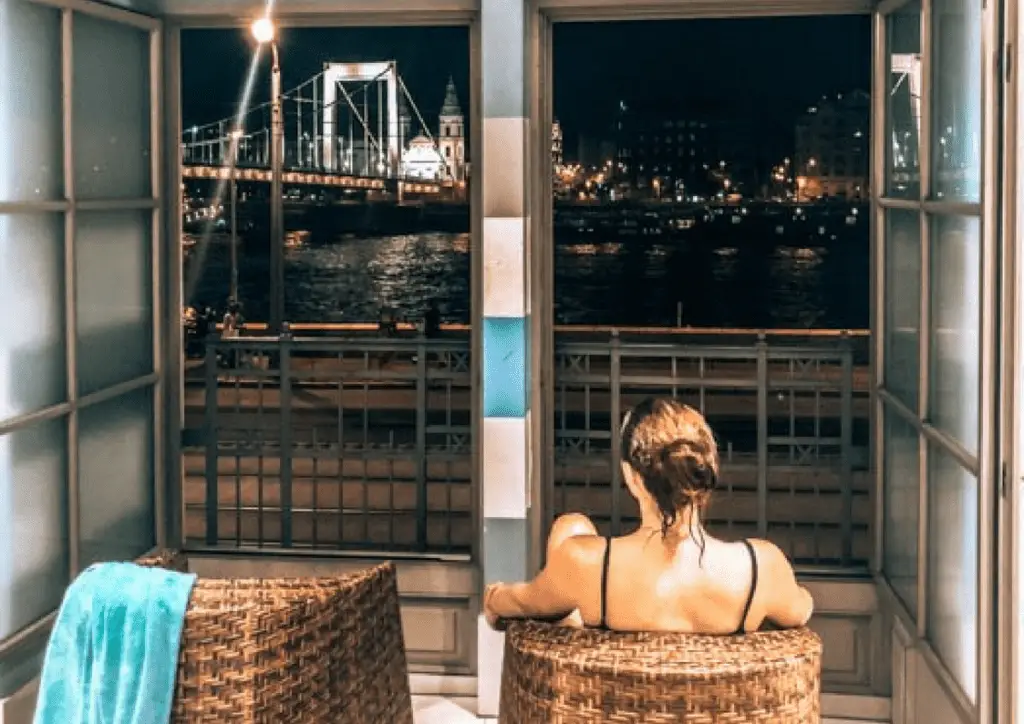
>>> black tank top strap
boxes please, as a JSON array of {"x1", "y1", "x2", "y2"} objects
[
  {"x1": 735, "y1": 539, "x2": 759, "y2": 634},
  {"x1": 599, "y1": 536, "x2": 612, "y2": 629}
]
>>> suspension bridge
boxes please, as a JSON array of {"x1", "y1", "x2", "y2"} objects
[{"x1": 181, "y1": 62, "x2": 467, "y2": 197}]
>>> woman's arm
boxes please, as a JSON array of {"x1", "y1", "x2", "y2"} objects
[
  {"x1": 484, "y1": 539, "x2": 582, "y2": 626},
  {"x1": 759, "y1": 541, "x2": 814, "y2": 628}
]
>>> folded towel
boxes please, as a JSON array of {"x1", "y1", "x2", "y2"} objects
[{"x1": 34, "y1": 562, "x2": 197, "y2": 724}]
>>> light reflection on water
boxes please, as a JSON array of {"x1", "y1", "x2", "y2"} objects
[
  {"x1": 769, "y1": 246, "x2": 828, "y2": 328},
  {"x1": 185, "y1": 231, "x2": 868, "y2": 328}
]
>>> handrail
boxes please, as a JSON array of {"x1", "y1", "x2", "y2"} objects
[
  {"x1": 201, "y1": 320, "x2": 870, "y2": 338},
  {"x1": 192, "y1": 331, "x2": 866, "y2": 564}
]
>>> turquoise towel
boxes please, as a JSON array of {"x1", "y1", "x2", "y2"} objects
[{"x1": 34, "y1": 562, "x2": 197, "y2": 724}]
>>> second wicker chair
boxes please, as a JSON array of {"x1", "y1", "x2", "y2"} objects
[
  {"x1": 137, "y1": 551, "x2": 413, "y2": 724},
  {"x1": 499, "y1": 620, "x2": 822, "y2": 723}
]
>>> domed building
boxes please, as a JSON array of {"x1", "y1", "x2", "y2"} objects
[{"x1": 402, "y1": 134, "x2": 446, "y2": 180}]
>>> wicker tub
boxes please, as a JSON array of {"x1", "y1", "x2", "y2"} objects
[
  {"x1": 498, "y1": 620, "x2": 821, "y2": 723},
  {"x1": 136, "y1": 550, "x2": 413, "y2": 724}
]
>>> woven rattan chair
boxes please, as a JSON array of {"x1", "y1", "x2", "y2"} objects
[
  {"x1": 498, "y1": 620, "x2": 821, "y2": 723},
  {"x1": 135, "y1": 550, "x2": 413, "y2": 724}
]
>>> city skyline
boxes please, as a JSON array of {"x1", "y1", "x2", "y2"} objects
[{"x1": 182, "y1": 16, "x2": 870, "y2": 161}]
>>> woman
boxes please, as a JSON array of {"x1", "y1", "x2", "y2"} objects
[{"x1": 483, "y1": 398, "x2": 813, "y2": 633}]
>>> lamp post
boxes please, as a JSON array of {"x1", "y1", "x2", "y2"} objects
[
  {"x1": 229, "y1": 128, "x2": 243, "y2": 303},
  {"x1": 251, "y1": 17, "x2": 284, "y2": 333}
]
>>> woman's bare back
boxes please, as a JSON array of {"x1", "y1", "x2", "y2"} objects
[{"x1": 559, "y1": 531, "x2": 807, "y2": 633}]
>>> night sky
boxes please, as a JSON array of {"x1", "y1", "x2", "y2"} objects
[{"x1": 182, "y1": 15, "x2": 870, "y2": 159}]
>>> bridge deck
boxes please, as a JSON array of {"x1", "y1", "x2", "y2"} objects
[{"x1": 182, "y1": 163, "x2": 444, "y2": 193}]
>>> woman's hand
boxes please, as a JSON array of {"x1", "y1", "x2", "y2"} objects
[{"x1": 483, "y1": 582, "x2": 508, "y2": 631}]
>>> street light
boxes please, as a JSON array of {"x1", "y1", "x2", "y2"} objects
[
  {"x1": 229, "y1": 128, "x2": 243, "y2": 303},
  {"x1": 251, "y1": 16, "x2": 284, "y2": 333},
  {"x1": 250, "y1": 16, "x2": 274, "y2": 43}
]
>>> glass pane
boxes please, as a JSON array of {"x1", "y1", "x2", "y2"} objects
[
  {"x1": 931, "y1": 0, "x2": 982, "y2": 201},
  {"x1": 0, "y1": 214, "x2": 66, "y2": 422},
  {"x1": 0, "y1": 419, "x2": 69, "y2": 640},
  {"x1": 926, "y1": 443, "x2": 977, "y2": 702},
  {"x1": 884, "y1": 210, "x2": 921, "y2": 407},
  {"x1": 72, "y1": 14, "x2": 151, "y2": 200},
  {"x1": 76, "y1": 211, "x2": 153, "y2": 396},
  {"x1": 885, "y1": 2, "x2": 922, "y2": 198},
  {"x1": 0, "y1": 0, "x2": 63, "y2": 201},
  {"x1": 883, "y1": 408, "x2": 919, "y2": 614},
  {"x1": 929, "y1": 215, "x2": 980, "y2": 452},
  {"x1": 78, "y1": 387, "x2": 154, "y2": 566}
]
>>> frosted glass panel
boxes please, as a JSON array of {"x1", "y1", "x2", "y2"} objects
[
  {"x1": 76, "y1": 211, "x2": 153, "y2": 395},
  {"x1": 72, "y1": 14, "x2": 151, "y2": 199},
  {"x1": 926, "y1": 443, "x2": 977, "y2": 702},
  {"x1": 0, "y1": 214, "x2": 66, "y2": 422},
  {"x1": 78, "y1": 387, "x2": 154, "y2": 566},
  {"x1": 0, "y1": 419, "x2": 69, "y2": 640},
  {"x1": 884, "y1": 210, "x2": 920, "y2": 407},
  {"x1": 885, "y1": 3, "x2": 921, "y2": 199},
  {"x1": 929, "y1": 215, "x2": 980, "y2": 453},
  {"x1": 931, "y1": 0, "x2": 982, "y2": 201},
  {"x1": 883, "y1": 409, "x2": 919, "y2": 614},
  {"x1": 0, "y1": 0, "x2": 63, "y2": 201}
]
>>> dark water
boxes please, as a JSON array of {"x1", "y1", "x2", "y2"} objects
[{"x1": 184, "y1": 230, "x2": 870, "y2": 329}]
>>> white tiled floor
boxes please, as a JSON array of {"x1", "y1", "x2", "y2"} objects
[{"x1": 413, "y1": 696, "x2": 490, "y2": 723}]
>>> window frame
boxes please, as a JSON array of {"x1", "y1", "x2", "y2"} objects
[
  {"x1": 0, "y1": 0, "x2": 166, "y2": 697},
  {"x1": 873, "y1": 0, "x2": 1001, "y2": 718}
]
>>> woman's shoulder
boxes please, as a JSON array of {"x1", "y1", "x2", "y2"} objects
[
  {"x1": 551, "y1": 532, "x2": 610, "y2": 569},
  {"x1": 738, "y1": 538, "x2": 800, "y2": 580}
]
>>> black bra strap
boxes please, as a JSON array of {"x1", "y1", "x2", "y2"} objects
[
  {"x1": 736, "y1": 539, "x2": 759, "y2": 634},
  {"x1": 599, "y1": 536, "x2": 612, "y2": 629}
]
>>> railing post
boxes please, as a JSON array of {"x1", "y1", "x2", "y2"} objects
[
  {"x1": 839, "y1": 331, "x2": 854, "y2": 564},
  {"x1": 609, "y1": 330, "x2": 622, "y2": 536},
  {"x1": 204, "y1": 335, "x2": 220, "y2": 545},
  {"x1": 755, "y1": 333, "x2": 769, "y2": 539},
  {"x1": 279, "y1": 325, "x2": 293, "y2": 548},
  {"x1": 415, "y1": 337, "x2": 429, "y2": 551}
]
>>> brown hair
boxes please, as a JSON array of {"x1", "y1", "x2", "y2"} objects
[{"x1": 620, "y1": 398, "x2": 720, "y2": 552}]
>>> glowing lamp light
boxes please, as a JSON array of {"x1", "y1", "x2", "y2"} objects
[{"x1": 250, "y1": 17, "x2": 275, "y2": 44}]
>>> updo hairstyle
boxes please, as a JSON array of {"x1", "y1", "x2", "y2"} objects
[{"x1": 620, "y1": 398, "x2": 720, "y2": 543}]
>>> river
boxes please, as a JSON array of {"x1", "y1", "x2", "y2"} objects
[{"x1": 183, "y1": 229, "x2": 869, "y2": 329}]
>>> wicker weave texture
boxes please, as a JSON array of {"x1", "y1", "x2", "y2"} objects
[
  {"x1": 499, "y1": 621, "x2": 822, "y2": 724},
  {"x1": 137, "y1": 552, "x2": 413, "y2": 724}
]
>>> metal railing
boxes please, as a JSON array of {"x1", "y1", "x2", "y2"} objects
[
  {"x1": 552, "y1": 332, "x2": 869, "y2": 570},
  {"x1": 186, "y1": 329, "x2": 869, "y2": 569},
  {"x1": 185, "y1": 333, "x2": 472, "y2": 555}
]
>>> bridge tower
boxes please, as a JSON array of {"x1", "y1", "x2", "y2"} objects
[
  {"x1": 321, "y1": 61, "x2": 401, "y2": 176},
  {"x1": 437, "y1": 76, "x2": 465, "y2": 182}
]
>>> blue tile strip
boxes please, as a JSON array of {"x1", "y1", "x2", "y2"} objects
[
  {"x1": 482, "y1": 316, "x2": 527, "y2": 418},
  {"x1": 524, "y1": 312, "x2": 531, "y2": 412}
]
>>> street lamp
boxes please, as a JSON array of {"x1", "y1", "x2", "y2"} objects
[
  {"x1": 251, "y1": 16, "x2": 284, "y2": 333},
  {"x1": 229, "y1": 128, "x2": 243, "y2": 303}
]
